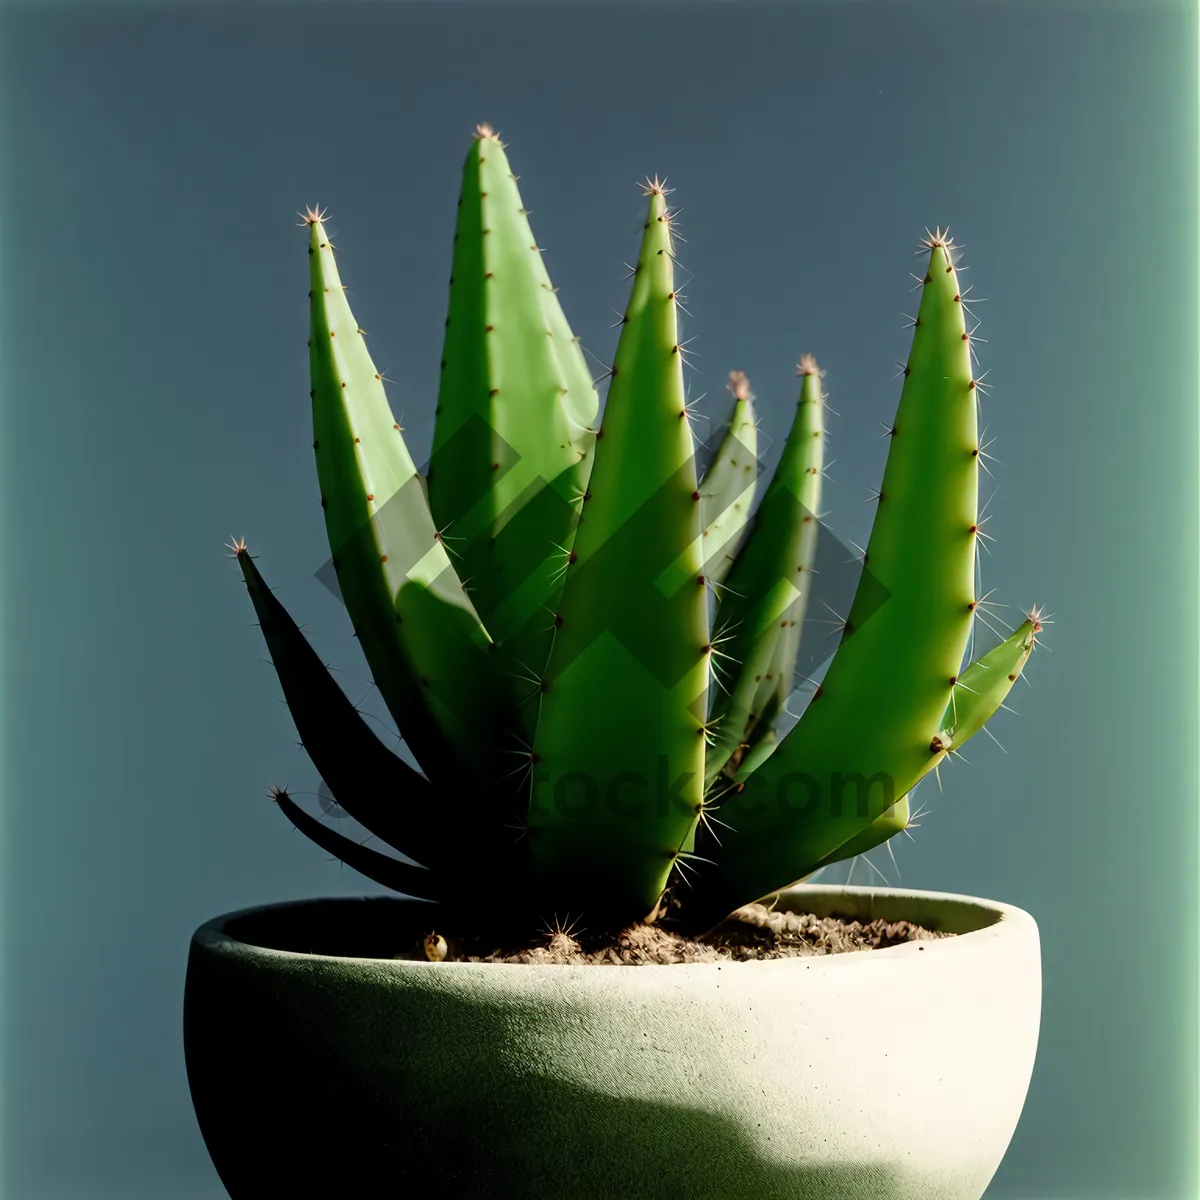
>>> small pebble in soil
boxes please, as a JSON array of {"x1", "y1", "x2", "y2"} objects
[{"x1": 422, "y1": 931, "x2": 448, "y2": 962}]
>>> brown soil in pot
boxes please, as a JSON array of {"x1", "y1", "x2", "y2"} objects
[{"x1": 394, "y1": 902, "x2": 955, "y2": 965}]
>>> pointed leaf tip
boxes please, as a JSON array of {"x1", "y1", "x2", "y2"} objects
[
  {"x1": 297, "y1": 204, "x2": 330, "y2": 227},
  {"x1": 727, "y1": 370, "x2": 753, "y2": 401},
  {"x1": 919, "y1": 224, "x2": 956, "y2": 251},
  {"x1": 1025, "y1": 605, "x2": 1051, "y2": 636}
]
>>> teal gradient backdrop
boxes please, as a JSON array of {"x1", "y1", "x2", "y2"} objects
[{"x1": 1, "y1": 1, "x2": 1196, "y2": 1197}]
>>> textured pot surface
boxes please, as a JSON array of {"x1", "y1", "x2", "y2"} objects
[{"x1": 184, "y1": 885, "x2": 1040, "y2": 1199}]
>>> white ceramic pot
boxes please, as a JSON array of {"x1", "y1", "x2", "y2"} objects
[{"x1": 184, "y1": 884, "x2": 1040, "y2": 1198}]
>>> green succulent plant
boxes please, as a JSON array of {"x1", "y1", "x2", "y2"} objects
[{"x1": 231, "y1": 124, "x2": 1045, "y2": 936}]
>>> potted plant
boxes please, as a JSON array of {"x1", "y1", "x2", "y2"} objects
[{"x1": 185, "y1": 124, "x2": 1045, "y2": 1199}]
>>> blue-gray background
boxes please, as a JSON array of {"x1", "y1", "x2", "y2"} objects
[{"x1": 1, "y1": 1, "x2": 1196, "y2": 1197}]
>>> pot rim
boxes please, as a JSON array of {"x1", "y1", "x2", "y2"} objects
[{"x1": 190, "y1": 884, "x2": 1037, "y2": 971}]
